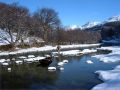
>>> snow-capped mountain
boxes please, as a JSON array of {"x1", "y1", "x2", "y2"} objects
[
  {"x1": 65, "y1": 25, "x2": 81, "y2": 30},
  {"x1": 82, "y1": 22, "x2": 101, "y2": 29},
  {"x1": 106, "y1": 15, "x2": 120, "y2": 22},
  {"x1": 65, "y1": 15, "x2": 120, "y2": 30}
]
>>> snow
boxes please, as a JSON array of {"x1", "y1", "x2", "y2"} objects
[
  {"x1": 0, "y1": 44, "x2": 100, "y2": 56},
  {"x1": 28, "y1": 55, "x2": 35, "y2": 58},
  {"x1": 15, "y1": 60, "x2": 23, "y2": 64},
  {"x1": 48, "y1": 67, "x2": 56, "y2": 71},
  {"x1": 92, "y1": 65, "x2": 120, "y2": 90},
  {"x1": 2, "y1": 62, "x2": 9, "y2": 66},
  {"x1": 0, "y1": 29, "x2": 16, "y2": 45},
  {"x1": 63, "y1": 60, "x2": 68, "y2": 63},
  {"x1": 92, "y1": 46, "x2": 120, "y2": 63},
  {"x1": 6, "y1": 59, "x2": 10, "y2": 62},
  {"x1": 60, "y1": 44, "x2": 100, "y2": 49},
  {"x1": 82, "y1": 22, "x2": 100, "y2": 29},
  {"x1": 52, "y1": 50, "x2": 81, "y2": 56},
  {"x1": 107, "y1": 15, "x2": 120, "y2": 22},
  {"x1": 59, "y1": 67, "x2": 64, "y2": 71},
  {"x1": 0, "y1": 59, "x2": 6, "y2": 63},
  {"x1": 24, "y1": 58, "x2": 34, "y2": 62},
  {"x1": 81, "y1": 49, "x2": 97, "y2": 54},
  {"x1": 34, "y1": 56, "x2": 45, "y2": 60},
  {"x1": 7, "y1": 68, "x2": 11, "y2": 71},
  {"x1": 24, "y1": 56, "x2": 45, "y2": 62},
  {"x1": 86, "y1": 60, "x2": 93, "y2": 64},
  {"x1": 11, "y1": 58, "x2": 15, "y2": 60},
  {"x1": 18, "y1": 56, "x2": 27, "y2": 59},
  {"x1": 92, "y1": 46, "x2": 120, "y2": 90},
  {"x1": 52, "y1": 49, "x2": 97, "y2": 56},
  {"x1": 58, "y1": 62, "x2": 64, "y2": 66},
  {"x1": 45, "y1": 55, "x2": 51, "y2": 57}
]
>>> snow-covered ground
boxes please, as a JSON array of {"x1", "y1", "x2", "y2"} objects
[
  {"x1": 82, "y1": 49, "x2": 97, "y2": 54},
  {"x1": 52, "y1": 49, "x2": 97, "y2": 56},
  {"x1": 0, "y1": 29, "x2": 16, "y2": 45},
  {"x1": 0, "y1": 44, "x2": 100, "y2": 56},
  {"x1": 92, "y1": 46, "x2": 120, "y2": 63},
  {"x1": 92, "y1": 46, "x2": 120, "y2": 90},
  {"x1": 52, "y1": 50, "x2": 81, "y2": 56}
]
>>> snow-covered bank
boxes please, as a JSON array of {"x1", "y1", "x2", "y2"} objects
[
  {"x1": 52, "y1": 49, "x2": 97, "y2": 56},
  {"x1": 82, "y1": 49, "x2": 97, "y2": 54},
  {"x1": 0, "y1": 44, "x2": 100, "y2": 56},
  {"x1": 92, "y1": 46, "x2": 120, "y2": 63},
  {"x1": 92, "y1": 65, "x2": 120, "y2": 90},
  {"x1": 52, "y1": 50, "x2": 81, "y2": 56},
  {"x1": 92, "y1": 46, "x2": 120, "y2": 90}
]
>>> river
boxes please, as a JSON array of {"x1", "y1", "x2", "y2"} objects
[{"x1": 0, "y1": 50, "x2": 118, "y2": 90}]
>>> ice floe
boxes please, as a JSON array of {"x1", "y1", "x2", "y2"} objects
[{"x1": 86, "y1": 60, "x2": 93, "y2": 64}]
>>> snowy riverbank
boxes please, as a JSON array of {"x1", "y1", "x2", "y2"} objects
[
  {"x1": 92, "y1": 46, "x2": 120, "y2": 63},
  {"x1": 0, "y1": 44, "x2": 100, "y2": 56},
  {"x1": 92, "y1": 46, "x2": 120, "y2": 90}
]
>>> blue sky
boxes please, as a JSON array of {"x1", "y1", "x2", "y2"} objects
[{"x1": 0, "y1": 0, "x2": 120, "y2": 26}]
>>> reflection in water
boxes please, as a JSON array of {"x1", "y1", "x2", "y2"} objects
[
  {"x1": 0, "y1": 50, "x2": 118, "y2": 90},
  {"x1": 0, "y1": 62, "x2": 59, "y2": 90}
]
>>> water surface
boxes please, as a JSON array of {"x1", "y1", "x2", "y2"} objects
[{"x1": 0, "y1": 52, "x2": 118, "y2": 90}]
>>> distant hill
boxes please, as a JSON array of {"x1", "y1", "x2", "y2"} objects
[{"x1": 83, "y1": 15, "x2": 120, "y2": 45}]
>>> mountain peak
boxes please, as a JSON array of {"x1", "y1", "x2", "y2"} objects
[
  {"x1": 107, "y1": 15, "x2": 120, "y2": 22},
  {"x1": 65, "y1": 25, "x2": 81, "y2": 30},
  {"x1": 82, "y1": 22, "x2": 100, "y2": 29}
]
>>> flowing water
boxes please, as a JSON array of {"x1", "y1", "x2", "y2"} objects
[{"x1": 0, "y1": 51, "x2": 118, "y2": 90}]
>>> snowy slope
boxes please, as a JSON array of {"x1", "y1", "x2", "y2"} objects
[
  {"x1": 0, "y1": 29, "x2": 16, "y2": 45},
  {"x1": 106, "y1": 15, "x2": 120, "y2": 22},
  {"x1": 81, "y1": 15, "x2": 120, "y2": 30},
  {"x1": 82, "y1": 22, "x2": 100, "y2": 29}
]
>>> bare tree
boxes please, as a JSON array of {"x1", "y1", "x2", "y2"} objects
[
  {"x1": 0, "y1": 3, "x2": 29, "y2": 46},
  {"x1": 33, "y1": 8, "x2": 61, "y2": 43}
]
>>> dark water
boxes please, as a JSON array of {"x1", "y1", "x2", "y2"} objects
[{"x1": 0, "y1": 52, "x2": 118, "y2": 90}]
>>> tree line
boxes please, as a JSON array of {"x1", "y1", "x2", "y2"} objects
[{"x1": 0, "y1": 2, "x2": 101, "y2": 48}]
